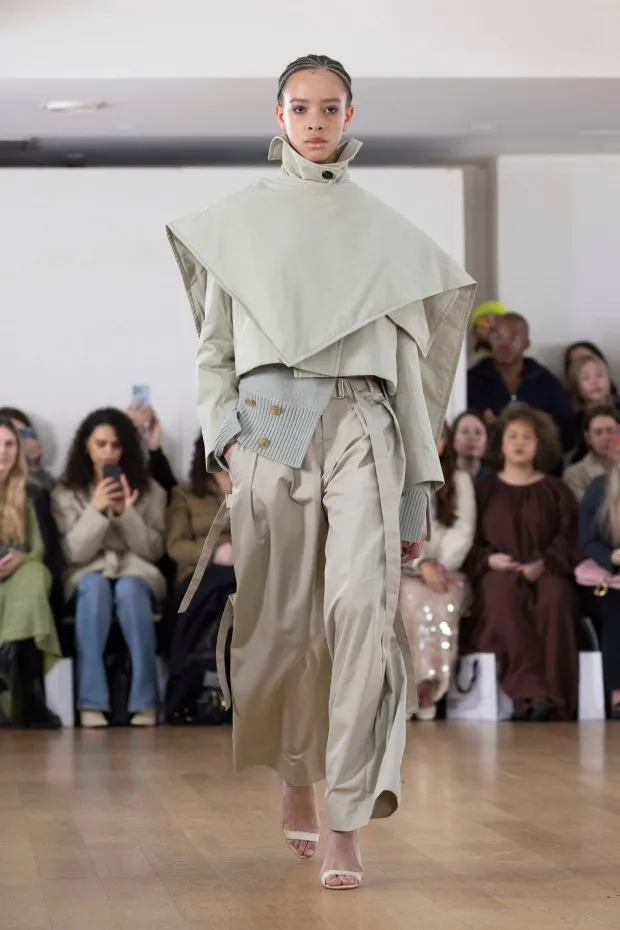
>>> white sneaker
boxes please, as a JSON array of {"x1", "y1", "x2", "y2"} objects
[
  {"x1": 416, "y1": 705, "x2": 437, "y2": 721},
  {"x1": 80, "y1": 710, "x2": 109, "y2": 728},
  {"x1": 130, "y1": 709, "x2": 157, "y2": 727}
]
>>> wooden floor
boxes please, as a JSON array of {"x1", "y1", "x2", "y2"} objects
[{"x1": 1, "y1": 723, "x2": 620, "y2": 930}]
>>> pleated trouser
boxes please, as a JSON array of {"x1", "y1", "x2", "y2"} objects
[{"x1": 218, "y1": 377, "x2": 415, "y2": 831}]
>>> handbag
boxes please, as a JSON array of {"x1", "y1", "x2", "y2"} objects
[{"x1": 575, "y1": 559, "x2": 620, "y2": 598}]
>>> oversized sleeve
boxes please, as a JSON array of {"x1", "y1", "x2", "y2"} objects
[
  {"x1": 579, "y1": 479, "x2": 615, "y2": 573},
  {"x1": 466, "y1": 476, "x2": 499, "y2": 579},
  {"x1": 114, "y1": 482, "x2": 166, "y2": 563},
  {"x1": 436, "y1": 471, "x2": 476, "y2": 572},
  {"x1": 539, "y1": 480, "x2": 581, "y2": 576},
  {"x1": 166, "y1": 487, "x2": 207, "y2": 572},
  {"x1": 196, "y1": 276, "x2": 241, "y2": 472},
  {"x1": 51, "y1": 485, "x2": 110, "y2": 567}
]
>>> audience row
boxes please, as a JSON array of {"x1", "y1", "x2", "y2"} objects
[{"x1": 1, "y1": 318, "x2": 619, "y2": 729}]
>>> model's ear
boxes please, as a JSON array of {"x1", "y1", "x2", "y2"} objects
[{"x1": 275, "y1": 104, "x2": 286, "y2": 132}]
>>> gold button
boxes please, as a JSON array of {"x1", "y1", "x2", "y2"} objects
[
  {"x1": 258, "y1": 437, "x2": 271, "y2": 449},
  {"x1": 270, "y1": 405, "x2": 282, "y2": 416},
  {"x1": 244, "y1": 398, "x2": 256, "y2": 407}
]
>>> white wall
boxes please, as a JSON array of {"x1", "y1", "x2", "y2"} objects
[
  {"x1": 3, "y1": 0, "x2": 620, "y2": 78},
  {"x1": 496, "y1": 155, "x2": 620, "y2": 379},
  {"x1": 0, "y1": 165, "x2": 466, "y2": 478}
]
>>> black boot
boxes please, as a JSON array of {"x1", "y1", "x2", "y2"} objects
[
  {"x1": 530, "y1": 698, "x2": 556, "y2": 722},
  {"x1": 0, "y1": 641, "x2": 19, "y2": 694},
  {"x1": 17, "y1": 641, "x2": 62, "y2": 730}
]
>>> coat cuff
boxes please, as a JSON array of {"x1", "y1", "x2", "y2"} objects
[
  {"x1": 211, "y1": 412, "x2": 242, "y2": 471},
  {"x1": 399, "y1": 485, "x2": 431, "y2": 543}
]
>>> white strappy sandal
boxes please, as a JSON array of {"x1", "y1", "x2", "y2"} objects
[
  {"x1": 320, "y1": 867, "x2": 363, "y2": 890},
  {"x1": 320, "y1": 837, "x2": 363, "y2": 890},
  {"x1": 282, "y1": 829, "x2": 320, "y2": 860}
]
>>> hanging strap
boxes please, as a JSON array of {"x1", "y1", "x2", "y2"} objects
[{"x1": 178, "y1": 498, "x2": 231, "y2": 613}]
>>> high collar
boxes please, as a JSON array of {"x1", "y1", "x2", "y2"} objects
[{"x1": 268, "y1": 134, "x2": 363, "y2": 183}]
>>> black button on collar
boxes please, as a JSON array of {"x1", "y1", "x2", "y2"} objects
[{"x1": 322, "y1": 170, "x2": 334, "y2": 180}]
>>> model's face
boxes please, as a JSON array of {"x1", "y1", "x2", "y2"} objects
[
  {"x1": 502, "y1": 419, "x2": 538, "y2": 468},
  {"x1": 0, "y1": 425, "x2": 19, "y2": 482},
  {"x1": 276, "y1": 69, "x2": 354, "y2": 164},
  {"x1": 578, "y1": 360, "x2": 610, "y2": 404},
  {"x1": 86, "y1": 425, "x2": 122, "y2": 477},
  {"x1": 454, "y1": 415, "x2": 487, "y2": 459},
  {"x1": 586, "y1": 415, "x2": 618, "y2": 458}
]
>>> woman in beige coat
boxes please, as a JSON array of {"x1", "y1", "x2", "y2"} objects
[
  {"x1": 52, "y1": 408, "x2": 166, "y2": 728},
  {"x1": 167, "y1": 55, "x2": 475, "y2": 889}
]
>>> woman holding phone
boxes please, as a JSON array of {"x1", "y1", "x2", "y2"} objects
[{"x1": 52, "y1": 408, "x2": 166, "y2": 727}]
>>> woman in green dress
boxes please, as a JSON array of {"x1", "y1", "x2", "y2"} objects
[{"x1": 0, "y1": 417, "x2": 61, "y2": 727}]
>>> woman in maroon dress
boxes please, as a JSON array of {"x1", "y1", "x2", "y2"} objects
[{"x1": 468, "y1": 403, "x2": 580, "y2": 721}]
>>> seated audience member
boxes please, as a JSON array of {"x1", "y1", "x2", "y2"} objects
[
  {"x1": 567, "y1": 356, "x2": 620, "y2": 464},
  {"x1": 564, "y1": 406, "x2": 620, "y2": 502},
  {"x1": 579, "y1": 435, "x2": 620, "y2": 716},
  {"x1": 52, "y1": 408, "x2": 166, "y2": 728},
  {"x1": 164, "y1": 435, "x2": 235, "y2": 723},
  {"x1": 467, "y1": 404, "x2": 580, "y2": 721},
  {"x1": 399, "y1": 424, "x2": 476, "y2": 720},
  {"x1": 563, "y1": 341, "x2": 617, "y2": 393},
  {"x1": 0, "y1": 407, "x2": 55, "y2": 491},
  {"x1": 126, "y1": 403, "x2": 177, "y2": 496},
  {"x1": 452, "y1": 410, "x2": 490, "y2": 481},
  {"x1": 467, "y1": 313, "x2": 575, "y2": 451},
  {"x1": 468, "y1": 300, "x2": 508, "y2": 365},
  {"x1": 0, "y1": 418, "x2": 61, "y2": 728}
]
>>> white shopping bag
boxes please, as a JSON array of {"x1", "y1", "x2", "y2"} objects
[
  {"x1": 578, "y1": 652, "x2": 605, "y2": 721},
  {"x1": 447, "y1": 652, "x2": 513, "y2": 721},
  {"x1": 44, "y1": 658, "x2": 74, "y2": 727}
]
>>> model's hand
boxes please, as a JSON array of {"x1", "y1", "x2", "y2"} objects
[
  {"x1": 420, "y1": 560, "x2": 449, "y2": 594},
  {"x1": 224, "y1": 442, "x2": 237, "y2": 468},
  {"x1": 401, "y1": 533, "x2": 426, "y2": 564},
  {"x1": 212, "y1": 542, "x2": 234, "y2": 566},
  {"x1": 520, "y1": 559, "x2": 545, "y2": 582},
  {"x1": 611, "y1": 549, "x2": 620, "y2": 567},
  {"x1": 488, "y1": 553, "x2": 520, "y2": 572}
]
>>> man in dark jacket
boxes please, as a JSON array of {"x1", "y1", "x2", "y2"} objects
[{"x1": 467, "y1": 313, "x2": 575, "y2": 451}]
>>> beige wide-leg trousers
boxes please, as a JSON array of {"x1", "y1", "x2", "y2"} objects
[{"x1": 217, "y1": 378, "x2": 414, "y2": 831}]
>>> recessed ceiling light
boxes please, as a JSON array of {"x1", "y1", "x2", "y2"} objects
[{"x1": 43, "y1": 100, "x2": 108, "y2": 112}]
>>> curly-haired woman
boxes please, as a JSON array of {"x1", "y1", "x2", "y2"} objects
[
  {"x1": 52, "y1": 409, "x2": 166, "y2": 728},
  {"x1": 467, "y1": 403, "x2": 580, "y2": 721}
]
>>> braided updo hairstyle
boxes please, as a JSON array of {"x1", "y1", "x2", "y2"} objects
[{"x1": 277, "y1": 55, "x2": 353, "y2": 106}]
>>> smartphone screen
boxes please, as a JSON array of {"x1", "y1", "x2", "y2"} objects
[
  {"x1": 102, "y1": 464, "x2": 123, "y2": 483},
  {"x1": 131, "y1": 384, "x2": 151, "y2": 408}
]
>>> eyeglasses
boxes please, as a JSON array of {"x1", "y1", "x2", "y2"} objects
[{"x1": 18, "y1": 427, "x2": 37, "y2": 440}]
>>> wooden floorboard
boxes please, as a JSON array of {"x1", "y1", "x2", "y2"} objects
[{"x1": 1, "y1": 722, "x2": 619, "y2": 929}]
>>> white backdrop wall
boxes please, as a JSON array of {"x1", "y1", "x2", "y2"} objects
[
  {"x1": 496, "y1": 155, "x2": 620, "y2": 379},
  {"x1": 0, "y1": 165, "x2": 466, "y2": 477}
]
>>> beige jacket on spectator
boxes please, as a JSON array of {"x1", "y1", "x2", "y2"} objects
[
  {"x1": 411, "y1": 469, "x2": 476, "y2": 571},
  {"x1": 563, "y1": 452, "x2": 607, "y2": 503},
  {"x1": 166, "y1": 484, "x2": 231, "y2": 583},
  {"x1": 52, "y1": 480, "x2": 167, "y2": 604}
]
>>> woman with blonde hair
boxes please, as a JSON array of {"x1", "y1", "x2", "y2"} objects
[
  {"x1": 0, "y1": 418, "x2": 61, "y2": 727},
  {"x1": 568, "y1": 355, "x2": 620, "y2": 463},
  {"x1": 579, "y1": 426, "x2": 620, "y2": 715}
]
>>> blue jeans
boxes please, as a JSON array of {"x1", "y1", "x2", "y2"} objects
[{"x1": 75, "y1": 573, "x2": 158, "y2": 712}]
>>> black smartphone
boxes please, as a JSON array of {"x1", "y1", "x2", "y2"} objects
[{"x1": 102, "y1": 464, "x2": 123, "y2": 483}]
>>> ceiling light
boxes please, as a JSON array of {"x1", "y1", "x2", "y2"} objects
[{"x1": 44, "y1": 100, "x2": 108, "y2": 112}]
